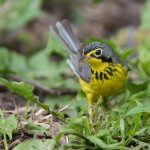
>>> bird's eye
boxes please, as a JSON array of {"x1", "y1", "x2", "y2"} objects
[{"x1": 94, "y1": 49, "x2": 102, "y2": 57}]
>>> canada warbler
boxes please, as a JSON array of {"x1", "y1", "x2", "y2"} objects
[{"x1": 51, "y1": 20, "x2": 129, "y2": 115}]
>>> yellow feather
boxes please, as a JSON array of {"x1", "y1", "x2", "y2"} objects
[{"x1": 79, "y1": 55, "x2": 128, "y2": 109}]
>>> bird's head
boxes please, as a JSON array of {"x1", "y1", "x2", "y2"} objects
[{"x1": 81, "y1": 42, "x2": 129, "y2": 70}]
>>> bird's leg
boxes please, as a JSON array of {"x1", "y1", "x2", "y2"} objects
[
  {"x1": 87, "y1": 95, "x2": 103, "y2": 125},
  {"x1": 86, "y1": 93, "x2": 96, "y2": 123},
  {"x1": 88, "y1": 100, "x2": 92, "y2": 119},
  {"x1": 88, "y1": 102, "x2": 93, "y2": 124}
]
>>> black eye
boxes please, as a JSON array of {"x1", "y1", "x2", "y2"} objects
[{"x1": 94, "y1": 49, "x2": 102, "y2": 57}]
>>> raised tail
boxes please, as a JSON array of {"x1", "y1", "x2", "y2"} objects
[{"x1": 50, "y1": 20, "x2": 81, "y2": 77}]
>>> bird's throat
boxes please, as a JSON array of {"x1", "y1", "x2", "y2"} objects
[{"x1": 89, "y1": 61, "x2": 110, "y2": 72}]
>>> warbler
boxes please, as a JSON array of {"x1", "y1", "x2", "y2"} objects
[{"x1": 51, "y1": 20, "x2": 129, "y2": 115}]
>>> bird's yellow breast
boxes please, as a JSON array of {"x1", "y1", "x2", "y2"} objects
[{"x1": 79, "y1": 63, "x2": 128, "y2": 101}]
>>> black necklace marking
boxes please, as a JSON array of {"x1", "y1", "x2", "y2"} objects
[
  {"x1": 92, "y1": 64, "x2": 119, "y2": 81},
  {"x1": 99, "y1": 56, "x2": 112, "y2": 63},
  {"x1": 108, "y1": 65, "x2": 118, "y2": 72},
  {"x1": 91, "y1": 69, "x2": 94, "y2": 74},
  {"x1": 100, "y1": 72, "x2": 103, "y2": 80},
  {"x1": 94, "y1": 71, "x2": 109, "y2": 80},
  {"x1": 104, "y1": 73, "x2": 109, "y2": 80},
  {"x1": 107, "y1": 66, "x2": 113, "y2": 72},
  {"x1": 105, "y1": 67, "x2": 113, "y2": 76},
  {"x1": 105, "y1": 70, "x2": 113, "y2": 76},
  {"x1": 95, "y1": 71, "x2": 98, "y2": 80}
]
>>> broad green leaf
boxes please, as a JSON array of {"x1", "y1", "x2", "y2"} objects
[
  {"x1": 14, "y1": 139, "x2": 55, "y2": 150},
  {"x1": 0, "y1": 78, "x2": 49, "y2": 111},
  {"x1": 0, "y1": 78, "x2": 35, "y2": 100},
  {"x1": 0, "y1": 110, "x2": 18, "y2": 139},
  {"x1": 4, "y1": 114, "x2": 18, "y2": 139}
]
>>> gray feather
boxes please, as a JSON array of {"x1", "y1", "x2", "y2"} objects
[
  {"x1": 50, "y1": 20, "x2": 92, "y2": 82},
  {"x1": 79, "y1": 62, "x2": 92, "y2": 82}
]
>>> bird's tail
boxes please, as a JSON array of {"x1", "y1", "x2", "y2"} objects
[{"x1": 50, "y1": 20, "x2": 81, "y2": 77}]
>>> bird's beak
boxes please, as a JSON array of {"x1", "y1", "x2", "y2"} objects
[{"x1": 80, "y1": 56, "x2": 91, "y2": 61}]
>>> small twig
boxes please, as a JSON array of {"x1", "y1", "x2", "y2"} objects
[
  {"x1": 30, "y1": 96, "x2": 66, "y2": 123},
  {"x1": 35, "y1": 108, "x2": 45, "y2": 116},
  {"x1": 42, "y1": 114, "x2": 52, "y2": 120},
  {"x1": 59, "y1": 105, "x2": 70, "y2": 112},
  {"x1": 8, "y1": 139, "x2": 21, "y2": 149}
]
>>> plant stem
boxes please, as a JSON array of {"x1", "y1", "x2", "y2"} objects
[
  {"x1": 32, "y1": 97, "x2": 49, "y2": 112},
  {"x1": 3, "y1": 133, "x2": 8, "y2": 150}
]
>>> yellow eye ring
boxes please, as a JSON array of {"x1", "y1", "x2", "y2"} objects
[{"x1": 94, "y1": 48, "x2": 102, "y2": 57}]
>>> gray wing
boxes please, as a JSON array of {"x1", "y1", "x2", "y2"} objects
[
  {"x1": 79, "y1": 61, "x2": 92, "y2": 82},
  {"x1": 50, "y1": 20, "x2": 92, "y2": 82}
]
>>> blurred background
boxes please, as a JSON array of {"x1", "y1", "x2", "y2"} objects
[{"x1": 0, "y1": 0, "x2": 149, "y2": 114}]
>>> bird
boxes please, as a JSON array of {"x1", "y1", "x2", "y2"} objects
[{"x1": 50, "y1": 20, "x2": 129, "y2": 117}]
